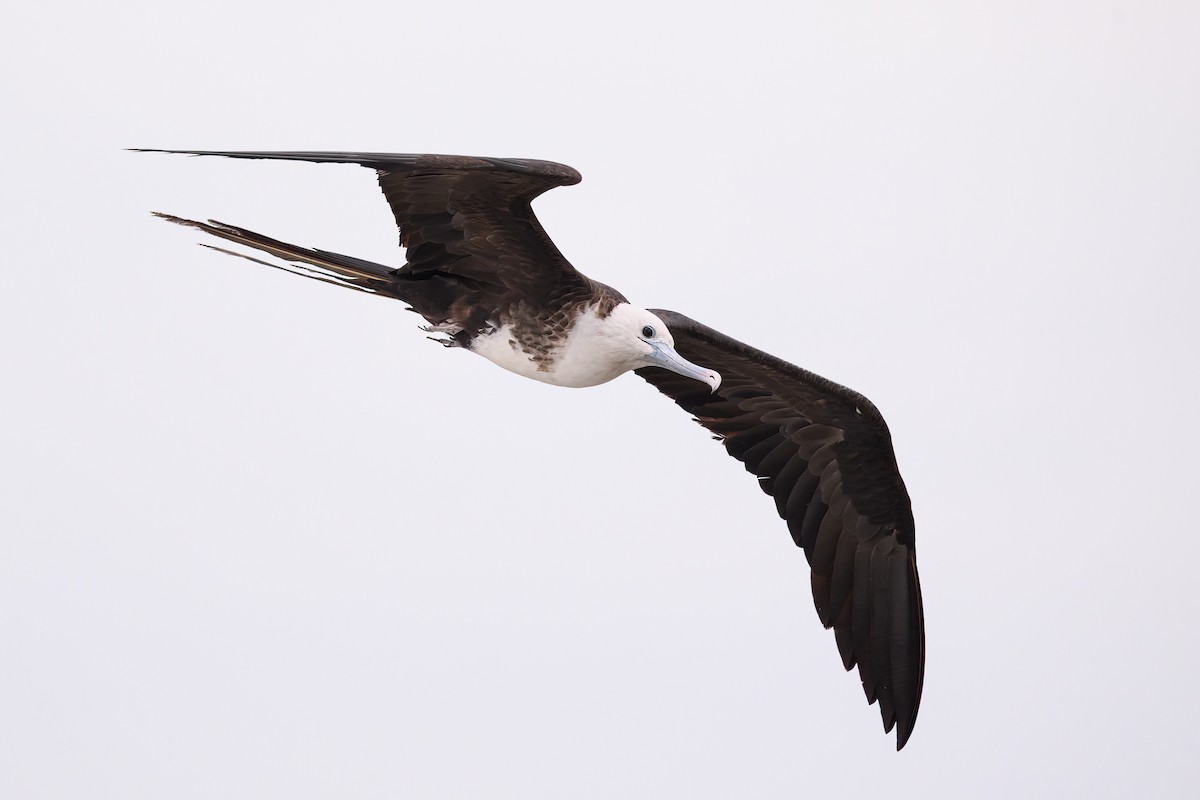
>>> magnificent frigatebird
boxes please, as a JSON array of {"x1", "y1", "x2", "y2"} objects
[{"x1": 139, "y1": 149, "x2": 925, "y2": 749}]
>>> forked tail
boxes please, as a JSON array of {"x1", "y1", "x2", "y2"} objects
[{"x1": 152, "y1": 213, "x2": 402, "y2": 299}]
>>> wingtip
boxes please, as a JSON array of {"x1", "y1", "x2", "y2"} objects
[
  {"x1": 895, "y1": 719, "x2": 916, "y2": 750},
  {"x1": 150, "y1": 211, "x2": 194, "y2": 228},
  {"x1": 130, "y1": 148, "x2": 221, "y2": 157}
]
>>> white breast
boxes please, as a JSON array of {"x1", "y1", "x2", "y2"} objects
[{"x1": 468, "y1": 306, "x2": 632, "y2": 389}]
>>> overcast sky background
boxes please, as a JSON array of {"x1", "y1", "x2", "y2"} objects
[{"x1": 3, "y1": 2, "x2": 1199, "y2": 798}]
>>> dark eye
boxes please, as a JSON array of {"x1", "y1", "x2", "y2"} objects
[{"x1": 641, "y1": 325, "x2": 655, "y2": 338}]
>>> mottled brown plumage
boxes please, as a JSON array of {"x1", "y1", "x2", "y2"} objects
[{"x1": 140, "y1": 149, "x2": 924, "y2": 749}]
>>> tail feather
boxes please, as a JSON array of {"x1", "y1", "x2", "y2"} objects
[{"x1": 152, "y1": 212, "x2": 400, "y2": 297}]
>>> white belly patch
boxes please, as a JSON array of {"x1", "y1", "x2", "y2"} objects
[{"x1": 467, "y1": 308, "x2": 630, "y2": 388}]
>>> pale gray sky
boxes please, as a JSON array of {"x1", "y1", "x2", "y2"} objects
[{"x1": 3, "y1": 2, "x2": 1199, "y2": 797}]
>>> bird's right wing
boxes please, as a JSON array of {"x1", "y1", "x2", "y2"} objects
[{"x1": 136, "y1": 150, "x2": 598, "y2": 311}]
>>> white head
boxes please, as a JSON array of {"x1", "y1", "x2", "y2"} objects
[{"x1": 590, "y1": 304, "x2": 723, "y2": 390}]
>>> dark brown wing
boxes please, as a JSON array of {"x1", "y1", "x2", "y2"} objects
[
  {"x1": 636, "y1": 310, "x2": 924, "y2": 750},
  {"x1": 135, "y1": 150, "x2": 605, "y2": 322}
]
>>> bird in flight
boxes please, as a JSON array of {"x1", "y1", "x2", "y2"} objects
[{"x1": 139, "y1": 149, "x2": 925, "y2": 749}]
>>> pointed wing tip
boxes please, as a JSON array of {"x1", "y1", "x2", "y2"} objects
[
  {"x1": 130, "y1": 148, "x2": 198, "y2": 155},
  {"x1": 150, "y1": 211, "x2": 191, "y2": 226},
  {"x1": 150, "y1": 212, "x2": 224, "y2": 234},
  {"x1": 895, "y1": 716, "x2": 917, "y2": 750}
]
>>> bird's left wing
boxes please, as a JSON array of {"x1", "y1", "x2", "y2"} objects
[{"x1": 635, "y1": 310, "x2": 924, "y2": 750}]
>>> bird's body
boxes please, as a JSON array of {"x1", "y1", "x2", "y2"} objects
[
  {"x1": 468, "y1": 303, "x2": 676, "y2": 388},
  {"x1": 141, "y1": 149, "x2": 925, "y2": 749}
]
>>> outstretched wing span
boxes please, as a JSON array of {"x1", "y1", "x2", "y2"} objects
[
  {"x1": 637, "y1": 310, "x2": 924, "y2": 750},
  {"x1": 140, "y1": 150, "x2": 923, "y2": 747}
]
